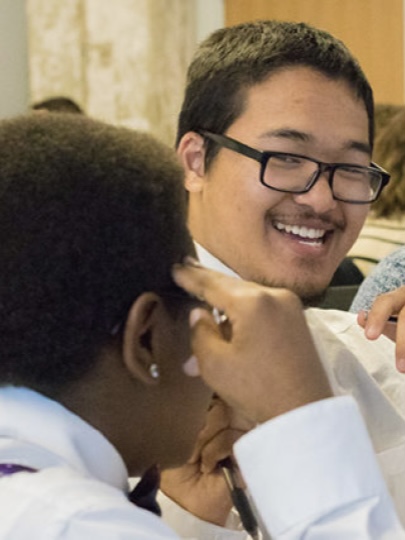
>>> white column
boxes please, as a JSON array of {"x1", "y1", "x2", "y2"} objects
[
  {"x1": 0, "y1": 0, "x2": 29, "y2": 118},
  {"x1": 195, "y1": 0, "x2": 224, "y2": 43}
]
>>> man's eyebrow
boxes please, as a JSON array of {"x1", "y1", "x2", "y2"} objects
[
  {"x1": 258, "y1": 128, "x2": 372, "y2": 156},
  {"x1": 259, "y1": 128, "x2": 310, "y2": 143},
  {"x1": 348, "y1": 140, "x2": 372, "y2": 156}
]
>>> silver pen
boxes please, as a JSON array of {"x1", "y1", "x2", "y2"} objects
[{"x1": 219, "y1": 457, "x2": 260, "y2": 540}]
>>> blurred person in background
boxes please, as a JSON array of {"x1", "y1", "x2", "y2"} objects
[{"x1": 349, "y1": 104, "x2": 405, "y2": 275}]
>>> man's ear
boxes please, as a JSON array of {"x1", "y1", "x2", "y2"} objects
[
  {"x1": 177, "y1": 132, "x2": 206, "y2": 193},
  {"x1": 122, "y1": 292, "x2": 163, "y2": 386}
]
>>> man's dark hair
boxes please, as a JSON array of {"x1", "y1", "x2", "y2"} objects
[
  {"x1": 177, "y1": 20, "x2": 374, "y2": 167},
  {"x1": 31, "y1": 96, "x2": 84, "y2": 114},
  {"x1": 0, "y1": 114, "x2": 192, "y2": 396}
]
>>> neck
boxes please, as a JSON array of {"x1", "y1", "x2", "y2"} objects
[{"x1": 58, "y1": 347, "x2": 150, "y2": 477}]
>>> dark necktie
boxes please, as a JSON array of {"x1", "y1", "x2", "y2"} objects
[{"x1": 128, "y1": 464, "x2": 161, "y2": 516}]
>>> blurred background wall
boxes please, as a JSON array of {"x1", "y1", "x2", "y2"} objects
[
  {"x1": 27, "y1": 0, "x2": 197, "y2": 145},
  {"x1": 0, "y1": 0, "x2": 29, "y2": 119},
  {"x1": 0, "y1": 0, "x2": 404, "y2": 145},
  {"x1": 225, "y1": 0, "x2": 405, "y2": 106},
  {"x1": 0, "y1": 0, "x2": 223, "y2": 145}
]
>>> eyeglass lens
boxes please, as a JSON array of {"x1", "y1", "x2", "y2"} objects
[{"x1": 262, "y1": 155, "x2": 382, "y2": 202}]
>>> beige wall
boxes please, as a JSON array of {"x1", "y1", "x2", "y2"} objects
[
  {"x1": 0, "y1": 0, "x2": 29, "y2": 118},
  {"x1": 27, "y1": 0, "x2": 196, "y2": 145},
  {"x1": 225, "y1": 0, "x2": 405, "y2": 105},
  {"x1": 24, "y1": 0, "x2": 405, "y2": 141}
]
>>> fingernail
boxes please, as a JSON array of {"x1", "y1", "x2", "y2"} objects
[
  {"x1": 184, "y1": 256, "x2": 203, "y2": 268},
  {"x1": 189, "y1": 308, "x2": 204, "y2": 327},
  {"x1": 172, "y1": 257, "x2": 201, "y2": 273},
  {"x1": 397, "y1": 358, "x2": 405, "y2": 373},
  {"x1": 362, "y1": 310, "x2": 369, "y2": 322},
  {"x1": 182, "y1": 355, "x2": 200, "y2": 376},
  {"x1": 365, "y1": 325, "x2": 378, "y2": 339}
]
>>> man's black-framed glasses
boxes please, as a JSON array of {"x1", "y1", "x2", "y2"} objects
[{"x1": 200, "y1": 130, "x2": 390, "y2": 204}]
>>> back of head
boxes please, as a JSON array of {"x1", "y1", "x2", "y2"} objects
[
  {"x1": 372, "y1": 105, "x2": 405, "y2": 218},
  {"x1": 177, "y1": 20, "x2": 373, "y2": 164},
  {"x1": 0, "y1": 114, "x2": 191, "y2": 396},
  {"x1": 31, "y1": 96, "x2": 84, "y2": 114}
]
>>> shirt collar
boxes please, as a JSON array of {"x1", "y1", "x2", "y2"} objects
[
  {"x1": 194, "y1": 242, "x2": 240, "y2": 279},
  {"x1": 194, "y1": 243, "x2": 354, "y2": 330},
  {"x1": 0, "y1": 386, "x2": 128, "y2": 491}
]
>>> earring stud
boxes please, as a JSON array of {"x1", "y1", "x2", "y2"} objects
[{"x1": 149, "y1": 363, "x2": 160, "y2": 379}]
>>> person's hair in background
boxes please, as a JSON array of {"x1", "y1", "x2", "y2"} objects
[
  {"x1": 31, "y1": 96, "x2": 84, "y2": 114},
  {"x1": 176, "y1": 19, "x2": 374, "y2": 167},
  {"x1": 374, "y1": 102, "x2": 403, "y2": 136},
  {"x1": 348, "y1": 104, "x2": 405, "y2": 276},
  {"x1": 371, "y1": 105, "x2": 405, "y2": 218},
  {"x1": 0, "y1": 113, "x2": 191, "y2": 398}
]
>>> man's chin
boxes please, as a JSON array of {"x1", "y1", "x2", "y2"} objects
[
  {"x1": 256, "y1": 275, "x2": 329, "y2": 307},
  {"x1": 283, "y1": 281, "x2": 329, "y2": 307}
]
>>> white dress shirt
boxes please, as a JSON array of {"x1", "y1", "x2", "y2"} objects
[
  {"x1": 158, "y1": 244, "x2": 405, "y2": 538},
  {"x1": 0, "y1": 387, "x2": 177, "y2": 539},
  {"x1": 0, "y1": 387, "x2": 403, "y2": 539}
]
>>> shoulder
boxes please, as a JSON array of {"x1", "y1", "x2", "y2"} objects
[{"x1": 0, "y1": 466, "x2": 176, "y2": 539}]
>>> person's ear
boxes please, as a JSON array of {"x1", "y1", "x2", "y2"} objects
[
  {"x1": 177, "y1": 132, "x2": 206, "y2": 193},
  {"x1": 122, "y1": 292, "x2": 164, "y2": 386}
]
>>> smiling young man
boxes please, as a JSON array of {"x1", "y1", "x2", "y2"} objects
[
  {"x1": 183, "y1": 68, "x2": 373, "y2": 303},
  {"x1": 157, "y1": 20, "x2": 405, "y2": 538}
]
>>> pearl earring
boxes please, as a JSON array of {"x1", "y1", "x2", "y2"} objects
[{"x1": 149, "y1": 363, "x2": 160, "y2": 379}]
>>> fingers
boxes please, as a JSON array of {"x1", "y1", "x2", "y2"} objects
[
  {"x1": 172, "y1": 259, "x2": 264, "y2": 320},
  {"x1": 199, "y1": 429, "x2": 245, "y2": 474},
  {"x1": 173, "y1": 261, "x2": 332, "y2": 423},
  {"x1": 357, "y1": 310, "x2": 367, "y2": 330},
  {"x1": 182, "y1": 308, "x2": 221, "y2": 378},
  {"x1": 188, "y1": 398, "x2": 230, "y2": 464},
  {"x1": 395, "y1": 308, "x2": 405, "y2": 372},
  {"x1": 358, "y1": 287, "x2": 405, "y2": 373},
  {"x1": 186, "y1": 307, "x2": 230, "y2": 379},
  {"x1": 188, "y1": 398, "x2": 253, "y2": 465},
  {"x1": 363, "y1": 287, "x2": 405, "y2": 333},
  {"x1": 173, "y1": 260, "x2": 234, "y2": 312},
  {"x1": 362, "y1": 295, "x2": 399, "y2": 340}
]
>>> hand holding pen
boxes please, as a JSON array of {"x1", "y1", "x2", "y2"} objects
[
  {"x1": 175, "y1": 259, "x2": 332, "y2": 424},
  {"x1": 160, "y1": 396, "x2": 253, "y2": 528},
  {"x1": 164, "y1": 260, "x2": 332, "y2": 536}
]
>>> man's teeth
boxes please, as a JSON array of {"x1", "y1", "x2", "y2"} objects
[{"x1": 275, "y1": 223, "x2": 326, "y2": 239}]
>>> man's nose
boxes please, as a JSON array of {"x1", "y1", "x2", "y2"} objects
[{"x1": 292, "y1": 170, "x2": 338, "y2": 214}]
